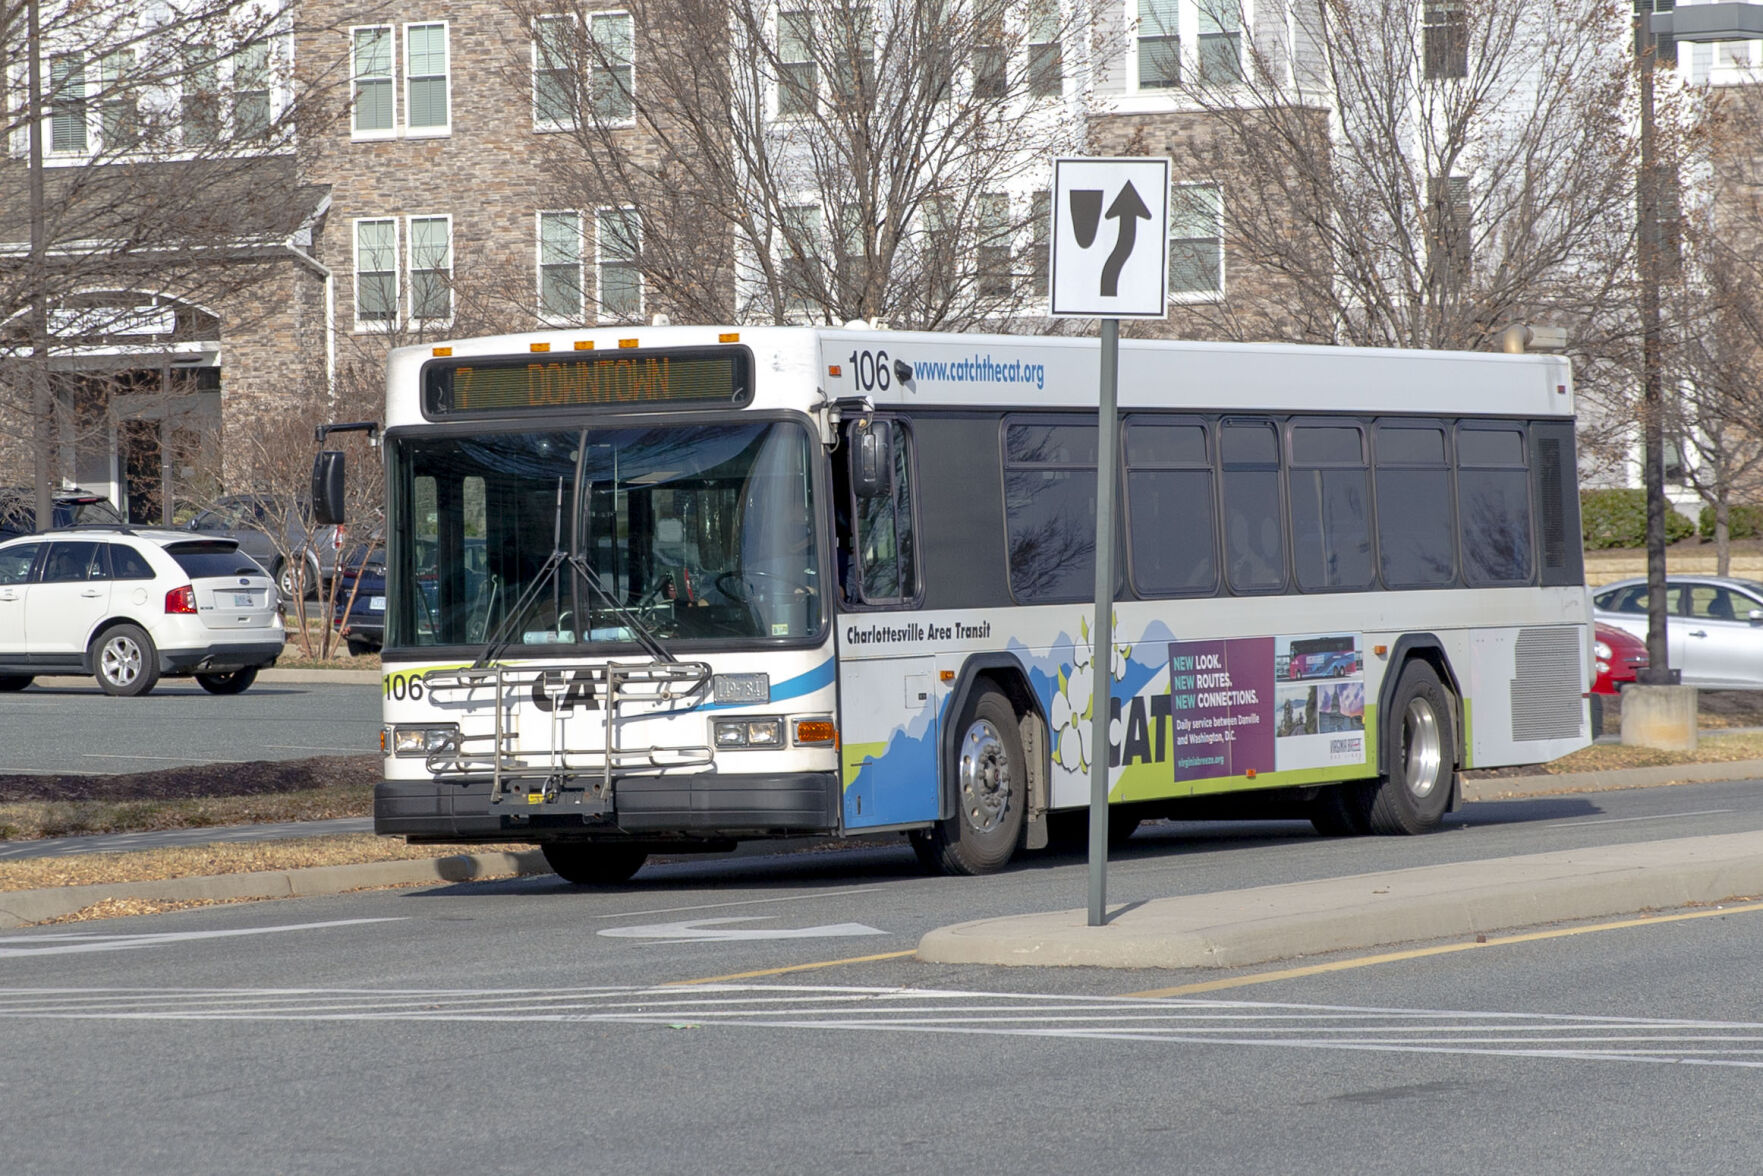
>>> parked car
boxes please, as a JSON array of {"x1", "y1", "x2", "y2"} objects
[
  {"x1": 184, "y1": 494, "x2": 343, "y2": 602},
  {"x1": 0, "y1": 528, "x2": 282, "y2": 696},
  {"x1": 332, "y1": 546, "x2": 388, "y2": 656},
  {"x1": 0, "y1": 486, "x2": 123, "y2": 540},
  {"x1": 1592, "y1": 620, "x2": 1648, "y2": 696},
  {"x1": 1592, "y1": 575, "x2": 1763, "y2": 687}
]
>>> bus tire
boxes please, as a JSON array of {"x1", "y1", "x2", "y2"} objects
[
  {"x1": 912, "y1": 684, "x2": 1026, "y2": 875},
  {"x1": 1366, "y1": 661, "x2": 1456, "y2": 835},
  {"x1": 542, "y1": 842, "x2": 647, "y2": 885}
]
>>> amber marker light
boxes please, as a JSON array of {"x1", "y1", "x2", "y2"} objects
[
  {"x1": 719, "y1": 332, "x2": 740, "y2": 343},
  {"x1": 530, "y1": 342, "x2": 550, "y2": 352},
  {"x1": 432, "y1": 346, "x2": 452, "y2": 357},
  {"x1": 574, "y1": 340, "x2": 594, "y2": 350},
  {"x1": 1373, "y1": 644, "x2": 1388, "y2": 657},
  {"x1": 828, "y1": 365, "x2": 842, "y2": 377},
  {"x1": 1244, "y1": 769, "x2": 1257, "y2": 779},
  {"x1": 795, "y1": 719, "x2": 837, "y2": 747},
  {"x1": 939, "y1": 670, "x2": 955, "y2": 682},
  {"x1": 619, "y1": 338, "x2": 639, "y2": 348}
]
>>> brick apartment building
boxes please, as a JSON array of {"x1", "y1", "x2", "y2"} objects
[{"x1": 0, "y1": 0, "x2": 1340, "y2": 520}]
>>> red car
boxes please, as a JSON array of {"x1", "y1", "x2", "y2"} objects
[{"x1": 1593, "y1": 621, "x2": 1648, "y2": 695}]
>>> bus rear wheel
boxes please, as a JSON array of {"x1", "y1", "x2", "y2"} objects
[
  {"x1": 912, "y1": 684, "x2": 1025, "y2": 875},
  {"x1": 542, "y1": 842, "x2": 648, "y2": 885},
  {"x1": 1366, "y1": 661, "x2": 1456, "y2": 835}
]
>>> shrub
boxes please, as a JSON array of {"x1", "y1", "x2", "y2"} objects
[
  {"x1": 1697, "y1": 503, "x2": 1763, "y2": 541},
  {"x1": 1581, "y1": 488, "x2": 1695, "y2": 548}
]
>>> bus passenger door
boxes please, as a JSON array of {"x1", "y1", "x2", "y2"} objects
[
  {"x1": 840, "y1": 655, "x2": 940, "y2": 829},
  {"x1": 835, "y1": 417, "x2": 941, "y2": 830}
]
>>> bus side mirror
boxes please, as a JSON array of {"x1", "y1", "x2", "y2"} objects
[
  {"x1": 852, "y1": 423, "x2": 891, "y2": 499},
  {"x1": 311, "y1": 451, "x2": 346, "y2": 526}
]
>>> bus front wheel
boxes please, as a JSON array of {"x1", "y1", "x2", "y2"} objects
[
  {"x1": 1366, "y1": 661, "x2": 1456, "y2": 835},
  {"x1": 912, "y1": 684, "x2": 1025, "y2": 875},
  {"x1": 542, "y1": 842, "x2": 648, "y2": 885}
]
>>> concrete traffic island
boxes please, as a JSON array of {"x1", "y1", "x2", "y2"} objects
[
  {"x1": 1621, "y1": 684, "x2": 1699, "y2": 751},
  {"x1": 917, "y1": 830, "x2": 1763, "y2": 971}
]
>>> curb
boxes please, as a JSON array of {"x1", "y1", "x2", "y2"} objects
[
  {"x1": 1460, "y1": 758, "x2": 1763, "y2": 799},
  {"x1": 917, "y1": 830, "x2": 1763, "y2": 970},
  {"x1": 0, "y1": 849, "x2": 549, "y2": 929}
]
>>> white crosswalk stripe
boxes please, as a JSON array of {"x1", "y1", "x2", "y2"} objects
[{"x1": 0, "y1": 983, "x2": 1759, "y2": 1067}]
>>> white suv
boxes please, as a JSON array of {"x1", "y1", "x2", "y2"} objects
[{"x1": 0, "y1": 527, "x2": 284, "y2": 696}]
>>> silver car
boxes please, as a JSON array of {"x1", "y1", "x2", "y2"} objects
[{"x1": 1591, "y1": 575, "x2": 1763, "y2": 687}]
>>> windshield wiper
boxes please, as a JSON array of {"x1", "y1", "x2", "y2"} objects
[{"x1": 562, "y1": 550, "x2": 676, "y2": 664}]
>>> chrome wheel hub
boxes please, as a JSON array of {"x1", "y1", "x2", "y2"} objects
[
  {"x1": 1403, "y1": 697, "x2": 1443, "y2": 799},
  {"x1": 959, "y1": 719, "x2": 1012, "y2": 834}
]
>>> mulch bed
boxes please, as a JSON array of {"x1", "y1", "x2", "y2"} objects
[{"x1": 0, "y1": 756, "x2": 379, "y2": 804}]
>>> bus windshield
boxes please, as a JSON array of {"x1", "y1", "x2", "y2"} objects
[{"x1": 387, "y1": 419, "x2": 822, "y2": 650}]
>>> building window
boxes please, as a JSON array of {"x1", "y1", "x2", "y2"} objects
[
  {"x1": 97, "y1": 50, "x2": 138, "y2": 150},
  {"x1": 596, "y1": 207, "x2": 641, "y2": 321},
  {"x1": 353, "y1": 26, "x2": 394, "y2": 134},
  {"x1": 539, "y1": 211, "x2": 584, "y2": 321},
  {"x1": 50, "y1": 54, "x2": 87, "y2": 154},
  {"x1": 1028, "y1": 0, "x2": 1063, "y2": 98},
  {"x1": 181, "y1": 43, "x2": 220, "y2": 148},
  {"x1": 354, "y1": 218, "x2": 398, "y2": 325},
  {"x1": 409, "y1": 215, "x2": 452, "y2": 323},
  {"x1": 533, "y1": 15, "x2": 577, "y2": 129},
  {"x1": 829, "y1": 4, "x2": 874, "y2": 106},
  {"x1": 1138, "y1": 0, "x2": 1180, "y2": 89},
  {"x1": 1198, "y1": 0, "x2": 1242, "y2": 82},
  {"x1": 1634, "y1": 0, "x2": 1677, "y2": 68},
  {"x1": 589, "y1": 13, "x2": 634, "y2": 123},
  {"x1": 233, "y1": 40, "x2": 273, "y2": 140},
  {"x1": 780, "y1": 204, "x2": 821, "y2": 313},
  {"x1": 1423, "y1": 0, "x2": 1467, "y2": 79},
  {"x1": 974, "y1": 17, "x2": 1008, "y2": 100},
  {"x1": 1170, "y1": 183, "x2": 1223, "y2": 297},
  {"x1": 405, "y1": 22, "x2": 449, "y2": 132},
  {"x1": 778, "y1": 9, "x2": 817, "y2": 116},
  {"x1": 977, "y1": 192, "x2": 1013, "y2": 298}
]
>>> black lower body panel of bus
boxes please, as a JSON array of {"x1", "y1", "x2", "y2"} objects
[{"x1": 375, "y1": 771, "x2": 841, "y2": 841}]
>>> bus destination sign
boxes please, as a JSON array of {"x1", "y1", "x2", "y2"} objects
[{"x1": 427, "y1": 347, "x2": 749, "y2": 415}]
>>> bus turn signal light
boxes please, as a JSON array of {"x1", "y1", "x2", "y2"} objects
[{"x1": 794, "y1": 719, "x2": 837, "y2": 747}]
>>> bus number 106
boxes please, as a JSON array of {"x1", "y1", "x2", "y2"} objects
[{"x1": 848, "y1": 350, "x2": 893, "y2": 393}]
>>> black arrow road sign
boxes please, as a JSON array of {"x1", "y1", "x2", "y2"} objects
[{"x1": 1100, "y1": 181, "x2": 1151, "y2": 297}]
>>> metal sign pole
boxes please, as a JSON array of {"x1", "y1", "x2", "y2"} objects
[{"x1": 1087, "y1": 317, "x2": 1120, "y2": 927}]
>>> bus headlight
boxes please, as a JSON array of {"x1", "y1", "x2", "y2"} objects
[
  {"x1": 712, "y1": 718, "x2": 783, "y2": 748},
  {"x1": 392, "y1": 724, "x2": 460, "y2": 756}
]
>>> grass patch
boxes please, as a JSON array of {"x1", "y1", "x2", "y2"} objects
[
  {"x1": 0, "y1": 833, "x2": 472, "y2": 893},
  {"x1": 1469, "y1": 731, "x2": 1763, "y2": 777},
  {"x1": 0, "y1": 785, "x2": 373, "y2": 840}
]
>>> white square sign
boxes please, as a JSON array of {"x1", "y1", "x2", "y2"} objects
[{"x1": 1049, "y1": 157, "x2": 1171, "y2": 318}]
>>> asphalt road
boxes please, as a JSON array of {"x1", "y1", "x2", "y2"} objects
[
  {"x1": 0, "y1": 679, "x2": 381, "y2": 774},
  {"x1": 4, "y1": 777, "x2": 1763, "y2": 1173}
]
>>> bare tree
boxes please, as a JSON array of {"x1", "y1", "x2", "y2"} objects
[
  {"x1": 1162, "y1": 0, "x2": 1642, "y2": 351},
  {"x1": 499, "y1": 0, "x2": 1105, "y2": 329},
  {"x1": 0, "y1": 0, "x2": 348, "y2": 526}
]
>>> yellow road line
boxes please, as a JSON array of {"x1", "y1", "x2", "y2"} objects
[
  {"x1": 665, "y1": 949, "x2": 918, "y2": 986},
  {"x1": 1123, "y1": 900, "x2": 1763, "y2": 999}
]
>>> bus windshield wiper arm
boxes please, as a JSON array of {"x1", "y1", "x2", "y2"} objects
[{"x1": 563, "y1": 552, "x2": 676, "y2": 664}]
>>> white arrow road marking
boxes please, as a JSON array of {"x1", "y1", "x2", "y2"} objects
[
  {"x1": 0, "y1": 918, "x2": 405, "y2": 958},
  {"x1": 598, "y1": 917, "x2": 887, "y2": 944}
]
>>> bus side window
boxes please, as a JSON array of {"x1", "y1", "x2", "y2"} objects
[
  {"x1": 848, "y1": 420, "x2": 917, "y2": 606},
  {"x1": 1220, "y1": 419, "x2": 1286, "y2": 593}
]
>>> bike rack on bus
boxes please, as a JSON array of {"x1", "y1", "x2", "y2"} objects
[{"x1": 418, "y1": 659, "x2": 714, "y2": 807}]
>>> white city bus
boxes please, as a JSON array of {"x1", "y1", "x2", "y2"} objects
[{"x1": 353, "y1": 323, "x2": 1590, "y2": 883}]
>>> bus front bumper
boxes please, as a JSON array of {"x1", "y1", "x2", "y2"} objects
[{"x1": 375, "y1": 770, "x2": 842, "y2": 842}]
